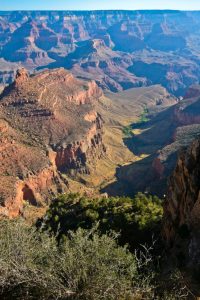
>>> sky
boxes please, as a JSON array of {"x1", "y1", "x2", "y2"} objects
[{"x1": 0, "y1": 0, "x2": 200, "y2": 11}]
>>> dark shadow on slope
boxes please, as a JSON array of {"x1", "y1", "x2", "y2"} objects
[
  {"x1": 124, "y1": 106, "x2": 176, "y2": 156},
  {"x1": 102, "y1": 106, "x2": 177, "y2": 197},
  {"x1": 101, "y1": 150, "x2": 177, "y2": 198},
  {"x1": 37, "y1": 54, "x2": 73, "y2": 71},
  {"x1": 37, "y1": 40, "x2": 97, "y2": 72}
]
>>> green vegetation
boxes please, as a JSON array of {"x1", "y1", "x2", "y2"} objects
[
  {"x1": 122, "y1": 125, "x2": 134, "y2": 137},
  {"x1": 0, "y1": 193, "x2": 191, "y2": 299},
  {"x1": 40, "y1": 192, "x2": 163, "y2": 249},
  {"x1": 137, "y1": 106, "x2": 150, "y2": 124},
  {"x1": 0, "y1": 219, "x2": 155, "y2": 300}
]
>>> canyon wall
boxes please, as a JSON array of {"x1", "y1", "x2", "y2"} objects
[
  {"x1": 0, "y1": 68, "x2": 106, "y2": 217},
  {"x1": 163, "y1": 139, "x2": 200, "y2": 293},
  {"x1": 1, "y1": 11, "x2": 200, "y2": 95},
  {"x1": 151, "y1": 85, "x2": 200, "y2": 191},
  {"x1": 163, "y1": 139, "x2": 200, "y2": 246}
]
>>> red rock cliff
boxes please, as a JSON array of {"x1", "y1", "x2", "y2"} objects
[{"x1": 0, "y1": 68, "x2": 106, "y2": 217}]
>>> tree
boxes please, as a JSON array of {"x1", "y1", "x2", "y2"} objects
[{"x1": 40, "y1": 192, "x2": 163, "y2": 249}]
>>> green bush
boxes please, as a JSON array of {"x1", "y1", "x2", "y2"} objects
[
  {"x1": 122, "y1": 125, "x2": 134, "y2": 137},
  {"x1": 0, "y1": 219, "x2": 156, "y2": 300},
  {"x1": 40, "y1": 192, "x2": 163, "y2": 249},
  {"x1": 137, "y1": 107, "x2": 150, "y2": 124},
  {"x1": 0, "y1": 219, "x2": 62, "y2": 299},
  {"x1": 0, "y1": 218, "x2": 190, "y2": 299}
]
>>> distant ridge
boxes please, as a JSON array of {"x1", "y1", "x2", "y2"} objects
[
  {"x1": 1, "y1": 9, "x2": 200, "y2": 96},
  {"x1": 0, "y1": 10, "x2": 186, "y2": 14}
]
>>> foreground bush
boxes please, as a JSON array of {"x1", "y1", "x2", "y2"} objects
[
  {"x1": 40, "y1": 192, "x2": 163, "y2": 249},
  {"x1": 0, "y1": 219, "x2": 155, "y2": 300}
]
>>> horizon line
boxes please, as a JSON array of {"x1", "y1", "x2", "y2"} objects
[{"x1": 1, "y1": 9, "x2": 200, "y2": 12}]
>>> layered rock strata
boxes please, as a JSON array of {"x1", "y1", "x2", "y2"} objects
[{"x1": 0, "y1": 68, "x2": 106, "y2": 217}]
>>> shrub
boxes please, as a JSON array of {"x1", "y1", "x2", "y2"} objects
[
  {"x1": 40, "y1": 192, "x2": 163, "y2": 249},
  {"x1": 0, "y1": 219, "x2": 63, "y2": 299},
  {"x1": 0, "y1": 219, "x2": 155, "y2": 300},
  {"x1": 122, "y1": 125, "x2": 134, "y2": 137},
  {"x1": 137, "y1": 107, "x2": 150, "y2": 124}
]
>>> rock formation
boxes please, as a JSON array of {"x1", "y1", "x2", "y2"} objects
[
  {"x1": 174, "y1": 85, "x2": 200, "y2": 125},
  {"x1": 1, "y1": 11, "x2": 200, "y2": 95},
  {"x1": 150, "y1": 85, "x2": 200, "y2": 194},
  {"x1": 163, "y1": 139, "x2": 200, "y2": 246},
  {"x1": 102, "y1": 81, "x2": 200, "y2": 197},
  {"x1": 0, "y1": 68, "x2": 106, "y2": 217},
  {"x1": 163, "y1": 139, "x2": 200, "y2": 293}
]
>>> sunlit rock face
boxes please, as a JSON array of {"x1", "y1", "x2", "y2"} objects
[
  {"x1": 0, "y1": 68, "x2": 106, "y2": 217},
  {"x1": 1, "y1": 10, "x2": 200, "y2": 95}
]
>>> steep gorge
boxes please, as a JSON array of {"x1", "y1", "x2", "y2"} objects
[{"x1": 102, "y1": 83, "x2": 200, "y2": 197}]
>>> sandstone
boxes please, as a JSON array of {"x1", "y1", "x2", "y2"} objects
[
  {"x1": 0, "y1": 68, "x2": 106, "y2": 217},
  {"x1": 15, "y1": 68, "x2": 29, "y2": 85}
]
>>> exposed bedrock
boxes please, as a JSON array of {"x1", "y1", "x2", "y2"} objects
[
  {"x1": 163, "y1": 139, "x2": 200, "y2": 294},
  {"x1": 0, "y1": 68, "x2": 106, "y2": 217}
]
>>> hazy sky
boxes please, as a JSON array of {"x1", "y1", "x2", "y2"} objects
[{"x1": 1, "y1": 0, "x2": 200, "y2": 11}]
